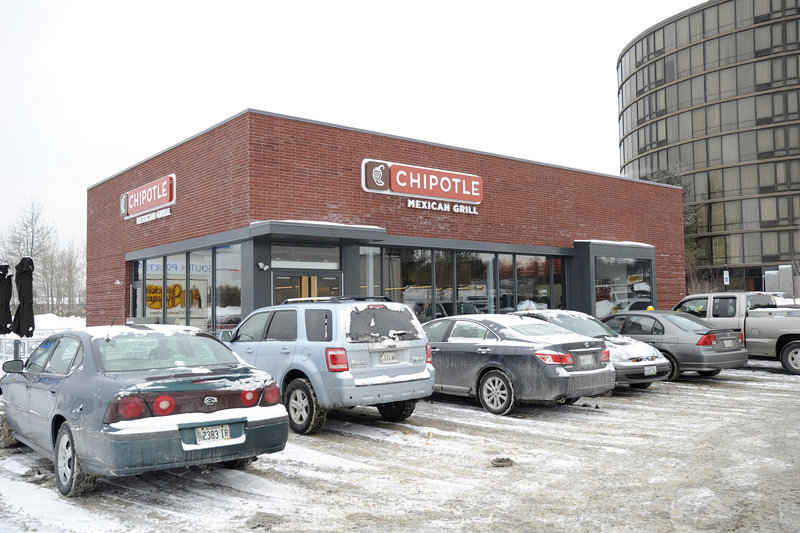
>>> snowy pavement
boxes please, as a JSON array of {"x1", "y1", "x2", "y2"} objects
[{"x1": 1, "y1": 356, "x2": 798, "y2": 532}]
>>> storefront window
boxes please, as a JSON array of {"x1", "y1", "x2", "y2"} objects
[
  {"x1": 165, "y1": 253, "x2": 186, "y2": 325},
  {"x1": 215, "y1": 244, "x2": 242, "y2": 331},
  {"x1": 130, "y1": 260, "x2": 142, "y2": 320},
  {"x1": 456, "y1": 252, "x2": 495, "y2": 314},
  {"x1": 188, "y1": 250, "x2": 212, "y2": 330},
  {"x1": 594, "y1": 257, "x2": 652, "y2": 316},
  {"x1": 359, "y1": 246, "x2": 380, "y2": 296},
  {"x1": 552, "y1": 258, "x2": 565, "y2": 309},
  {"x1": 271, "y1": 244, "x2": 339, "y2": 270},
  {"x1": 145, "y1": 258, "x2": 163, "y2": 323},
  {"x1": 383, "y1": 248, "x2": 432, "y2": 322},
  {"x1": 498, "y1": 254, "x2": 515, "y2": 312},
  {"x1": 435, "y1": 250, "x2": 453, "y2": 314},
  {"x1": 516, "y1": 255, "x2": 550, "y2": 310}
]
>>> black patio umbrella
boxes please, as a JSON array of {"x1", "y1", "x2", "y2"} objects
[
  {"x1": 11, "y1": 257, "x2": 35, "y2": 338},
  {"x1": 0, "y1": 263, "x2": 12, "y2": 334}
]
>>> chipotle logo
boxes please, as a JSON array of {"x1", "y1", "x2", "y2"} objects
[
  {"x1": 120, "y1": 174, "x2": 176, "y2": 218},
  {"x1": 362, "y1": 159, "x2": 483, "y2": 204}
]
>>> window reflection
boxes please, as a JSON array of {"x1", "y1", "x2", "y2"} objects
[{"x1": 594, "y1": 257, "x2": 652, "y2": 317}]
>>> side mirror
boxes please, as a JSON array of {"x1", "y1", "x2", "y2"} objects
[
  {"x1": 219, "y1": 330, "x2": 234, "y2": 342},
  {"x1": 2, "y1": 359, "x2": 24, "y2": 373}
]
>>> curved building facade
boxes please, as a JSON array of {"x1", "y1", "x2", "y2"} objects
[{"x1": 618, "y1": 0, "x2": 800, "y2": 290}]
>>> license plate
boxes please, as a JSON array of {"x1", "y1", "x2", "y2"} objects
[
  {"x1": 380, "y1": 352, "x2": 399, "y2": 364},
  {"x1": 579, "y1": 354, "x2": 594, "y2": 366},
  {"x1": 644, "y1": 365, "x2": 657, "y2": 376},
  {"x1": 722, "y1": 339, "x2": 733, "y2": 348},
  {"x1": 195, "y1": 424, "x2": 231, "y2": 445}
]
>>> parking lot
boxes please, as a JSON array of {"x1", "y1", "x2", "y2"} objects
[{"x1": 1, "y1": 356, "x2": 798, "y2": 532}]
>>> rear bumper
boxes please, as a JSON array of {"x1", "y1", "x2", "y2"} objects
[
  {"x1": 678, "y1": 349, "x2": 749, "y2": 371},
  {"x1": 613, "y1": 360, "x2": 672, "y2": 385},
  {"x1": 76, "y1": 405, "x2": 289, "y2": 477},
  {"x1": 517, "y1": 363, "x2": 616, "y2": 401},
  {"x1": 317, "y1": 365, "x2": 435, "y2": 408}
]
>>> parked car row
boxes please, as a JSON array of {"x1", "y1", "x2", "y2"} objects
[{"x1": 0, "y1": 296, "x2": 753, "y2": 498}]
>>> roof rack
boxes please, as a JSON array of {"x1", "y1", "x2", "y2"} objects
[{"x1": 280, "y1": 296, "x2": 394, "y2": 305}]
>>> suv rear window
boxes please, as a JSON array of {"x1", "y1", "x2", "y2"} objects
[{"x1": 347, "y1": 305, "x2": 422, "y2": 343}]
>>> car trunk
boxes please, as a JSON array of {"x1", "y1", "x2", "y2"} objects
[{"x1": 558, "y1": 340, "x2": 606, "y2": 371}]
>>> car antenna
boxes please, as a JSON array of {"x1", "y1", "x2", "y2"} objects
[{"x1": 106, "y1": 318, "x2": 116, "y2": 342}]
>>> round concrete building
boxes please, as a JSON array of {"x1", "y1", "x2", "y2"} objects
[{"x1": 618, "y1": 0, "x2": 800, "y2": 290}]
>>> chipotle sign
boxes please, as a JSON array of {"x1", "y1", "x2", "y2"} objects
[
  {"x1": 362, "y1": 160, "x2": 482, "y2": 204},
  {"x1": 120, "y1": 174, "x2": 176, "y2": 218}
]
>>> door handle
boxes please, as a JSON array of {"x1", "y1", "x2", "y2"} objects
[
  {"x1": 477, "y1": 347, "x2": 492, "y2": 354},
  {"x1": 280, "y1": 348, "x2": 291, "y2": 354},
  {"x1": 50, "y1": 389, "x2": 58, "y2": 395},
  {"x1": 430, "y1": 347, "x2": 440, "y2": 353},
  {"x1": 244, "y1": 347, "x2": 255, "y2": 354}
]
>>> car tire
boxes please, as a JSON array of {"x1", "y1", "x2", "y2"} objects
[
  {"x1": 663, "y1": 352, "x2": 680, "y2": 381},
  {"x1": 55, "y1": 424, "x2": 98, "y2": 496},
  {"x1": 377, "y1": 400, "x2": 418, "y2": 422},
  {"x1": 285, "y1": 378, "x2": 327, "y2": 435},
  {"x1": 478, "y1": 370, "x2": 517, "y2": 416},
  {"x1": 697, "y1": 369, "x2": 721, "y2": 377},
  {"x1": 780, "y1": 341, "x2": 800, "y2": 375},
  {"x1": 629, "y1": 382, "x2": 652, "y2": 389},
  {"x1": 0, "y1": 410, "x2": 19, "y2": 448}
]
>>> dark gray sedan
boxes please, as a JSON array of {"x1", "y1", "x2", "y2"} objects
[
  {"x1": 601, "y1": 311, "x2": 748, "y2": 380},
  {"x1": 422, "y1": 314, "x2": 616, "y2": 415},
  {"x1": 0, "y1": 325, "x2": 289, "y2": 496}
]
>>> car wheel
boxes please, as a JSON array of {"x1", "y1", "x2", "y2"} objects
[
  {"x1": 285, "y1": 378, "x2": 327, "y2": 435},
  {"x1": 0, "y1": 411, "x2": 19, "y2": 448},
  {"x1": 663, "y1": 352, "x2": 680, "y2": 381},
  {"x1": 478, "y1": 370, "x2": 517, "y2": 416},
  {"x1": 377, "y1": 400, "x2": 418, "y2": 422},
  {"x1": 780, "y1": 341, "x2": 800, "y2": 375},
  {"x1": 55, "y1": 424, "x2": 98, "y2": 496},
  {"x1": 697, "y1": 369, "x2": 721, "y2": 377},
  {"x1": 629, "y1": 382, "x2": 652, "y2": 389}
]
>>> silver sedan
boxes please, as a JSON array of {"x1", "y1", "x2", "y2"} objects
[{"x1": 601, "y1": 310, "x2": 748, "y2": 380}]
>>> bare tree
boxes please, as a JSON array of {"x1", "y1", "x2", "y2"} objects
[{"x1": 0, "y1": 199, "x2": 86, "y2": 316}]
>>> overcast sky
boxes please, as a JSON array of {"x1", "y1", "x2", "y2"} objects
[{"x1": 0, "y1": 0, "x2": 702, "y2": 242}]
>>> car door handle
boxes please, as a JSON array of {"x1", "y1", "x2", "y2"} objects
[
  {"x1": 477, "y1": 347, "x2": 492, "y2": 354},
  {"x1": 244, "y1": 347, "x2": 255, "y2": 354},
  {"x1": 430, "y1": 347, "x2": 440, "y2": 353},
  {"x1": 280, "y1": 348, "x2": 291, "y2": 355},
  {"x1": 50, "y1": 389, "x2": 58, "y2": 395}
]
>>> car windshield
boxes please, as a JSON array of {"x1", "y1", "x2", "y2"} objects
[
  {"x1": 94, "y1": 333, "x2": 239, "y2": 372},
  {"x1": 347, "y1": 305, "x2": 422, "y2": 343},
  {"x1": 747, "y1": 293, "x2": 777, "y2": 310},
  {"x1": 508, "y1": 321, "x2": 571, "y2": 338},
  {"x1": 662, "y1": 313, "x2": 715, "y2": 332},
  {"x1": 546, "y1": 313, "x2": 616, "y2": 338}
]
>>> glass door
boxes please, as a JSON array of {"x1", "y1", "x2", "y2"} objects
[{"x1": 273, "y1": 272, "x2": 341, "y2": 303}]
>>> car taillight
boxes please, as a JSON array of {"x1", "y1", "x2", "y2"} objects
[
  {"x1": 739, "y1": 332, "x2": 744, "y2": 344},
  {"x1": 260, "y1": 383, "x2": 281, "y2": 406},
  {"x1": 152, "y1": 394, "x2": 176, "y2": 416},
  {"x1": 425, "y1": 343, "x2": 433, "y2": 364},
  {"x1": 326, "y1": 347, "x2": 349, "y2": 372},
  {"x1": 240, "y1": 390, "x2": 259, "y2": 407},
  {"x1": 697, "y1": 334, "x2": 717, "y2": 346},
  {"x1": 104, "y1": 394, "x2": 150, "y2": 424},
  {"x1": 600, "y1": 349, "x2": 610, "y2": 362},
  {"x1": 535, "y1": 350, "x2": 575, "y2": 365}
]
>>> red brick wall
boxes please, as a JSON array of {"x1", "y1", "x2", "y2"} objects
[{"x1": 86, "y1": 110, "x2": 686, "y2": 325}]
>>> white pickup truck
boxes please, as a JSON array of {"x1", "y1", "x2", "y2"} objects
[{"x1": 673, "y1": 292, "x2": 800, "y2": 374}]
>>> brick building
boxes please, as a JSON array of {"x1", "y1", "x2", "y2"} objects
[{"x1": 86, "y1": 109, "x2": 686, "y2": 328}]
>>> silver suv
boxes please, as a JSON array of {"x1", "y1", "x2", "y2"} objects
[{"x1": 222, "y1": 297, "x2": 435, "y2": 434}]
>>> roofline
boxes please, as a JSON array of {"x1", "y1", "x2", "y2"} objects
[
  {"x1": 617, "y1": 1, "x2": 717, "y2": 64},
  {"x1": 89, "y1": 108, "x2": 681, "y2": 192}
]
